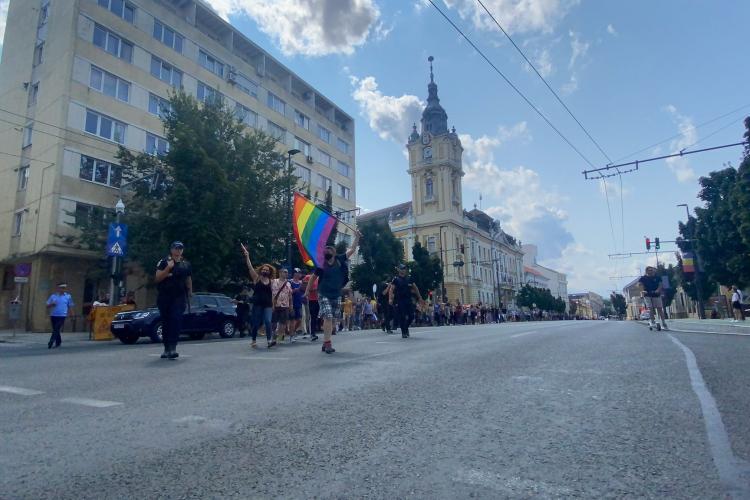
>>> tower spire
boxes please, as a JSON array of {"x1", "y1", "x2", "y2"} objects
[
  {"x1": 429, "y1": 55, "x2": 434, "y2": 83},
  {"x1": 420, "y1": 56, "x2": 448, "y2": 135}
]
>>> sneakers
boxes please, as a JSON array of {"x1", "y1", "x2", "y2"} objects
[
  {"x1": 267, "y1": 340, "x2": 277, "y2": 349},
  {"x1": 167, "y1": 351, "x2": 179, "y2": 359},
  {"x1": 661, "y1": 324, "x2": 669, "y2": 331},
  {"x1": 160, "y1": 351, "x2": 169, "y2": 359},
  {"x1": 250, "y1": 341, "x2": 257, "y2": 349},
  {"x1": 310, "y1": 334, "x2": 319, "y2": 342},
  {"x1": 323, "y1": 341, "x2": 335, "y2": 354}
]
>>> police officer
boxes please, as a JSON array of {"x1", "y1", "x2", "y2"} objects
[
  {"x1": 155, "y1": 241, "x2": 192, "y2": 359},
  {"x1": 389, "y1": 264, "x2": 425, "y2": 338}
]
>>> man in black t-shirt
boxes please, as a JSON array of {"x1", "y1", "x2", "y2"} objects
[
  {"x1": 155, "y1": 241, "x2": 193, "y2": 359},
  {"x1": 389, "y1": 264, "x2": 425, "y2": 338},
  {"x1": 638, "y1": 266, "x2": 668, "y2": 330}
]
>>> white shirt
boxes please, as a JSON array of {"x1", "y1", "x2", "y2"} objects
[{"x1": 732, "y1": 290, "x2": 743, "y2": 303}]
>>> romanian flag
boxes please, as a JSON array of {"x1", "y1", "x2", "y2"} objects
[{"x1": 293, "y1": 192, "x2": 337, "y2": 268}]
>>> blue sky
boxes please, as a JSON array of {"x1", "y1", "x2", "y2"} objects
[{"x1": 2, "y1": 0, "x2": 748, "y2": 295}]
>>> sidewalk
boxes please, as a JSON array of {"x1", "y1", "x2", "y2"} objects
[
  {"x1": 641, "y1": 319, "x2": 750, "y2": 336},
  {"x1": 0, "y1": 330, "x2": 115, "y2": 346}
]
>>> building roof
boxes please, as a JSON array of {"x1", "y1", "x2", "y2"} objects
[{"x1": 357, "y1": 202, "x2": 412, "y2": 225}]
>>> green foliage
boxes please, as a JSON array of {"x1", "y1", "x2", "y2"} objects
[
  {"x1": 516, "y1": 284, "x2": 565, "y2": 313},
  {"x1": 610, "y1": 292, "x2": 627, "y2": 316},
  {"x1": 674, "y1": 252, "x2": 716, "y2": 302},
  {"x1": 350, "y1": 220, "x2": 403, "y2": 296},
  {"x1": 112, "y1": 91, "x2": 293, "y2": 291},
  {"x1": 407, "y1": 242, "x2": 443, "y2": 298}
]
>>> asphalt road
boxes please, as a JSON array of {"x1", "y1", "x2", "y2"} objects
[{"x1": 2, "y1": 320, "x2": 750, "y2": 499}]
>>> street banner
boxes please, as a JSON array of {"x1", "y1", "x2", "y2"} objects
[{"x1": 682, "y1": 252, "x2": 695, "y2": 276}]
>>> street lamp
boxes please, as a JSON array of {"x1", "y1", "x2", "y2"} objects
[
  {"x1": 677, "y1": 203, "x2": 705, "y2": 319},
  {"x1": 109, "y1": 198, "x2": 125, "y2": 304},
  {"x1": 286, "y1": 149, "x2": 301, "y2": 269}
]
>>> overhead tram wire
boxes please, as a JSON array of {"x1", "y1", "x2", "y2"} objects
[{"x1": 426, "y1": 0, "x2": 597, "y2": 169}]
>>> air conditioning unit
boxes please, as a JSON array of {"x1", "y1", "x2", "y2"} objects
[
  {"x1": 226, "y1": 66, "x2": 237, "y2": 84},
  {"x1": 306, "y1": 155, "x2": 314, "y2": 164}
]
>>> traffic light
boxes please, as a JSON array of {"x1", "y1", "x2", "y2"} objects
[
  {"x1": 655, "y1": 237, "x2": 660, "y2": 250},
  {"x1": 645, "y1": 237, "x2": 651, "y2": 250}
]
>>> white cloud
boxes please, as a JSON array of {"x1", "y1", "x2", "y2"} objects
[
  {"x1": 529, "y1": 48, "x2": 553, "y2": 78},
  {"x1": 204, "y1": 0, "x2": 380, "y2": 56},
  {"x1": 443, "y1": 0, "x2": 579, "y2": 35},
  {"x1": 561, "y1": 74, "x2": 578, "y2": 94},
  {"x1": 606, "y1": 24, "x2": 618, "y2": 36},
  {"x1": 664, "y1": 105, "x2": 697, "y2": 182},
  {"x1": 568, "y1": 30, "x2": 589, "y2": 69},
  {"x1": 350, "y1": 75, "x2": 424, "y2": 143}
]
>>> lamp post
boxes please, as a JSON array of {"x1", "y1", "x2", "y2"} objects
[
  {"x1": 677, "y1": 203, "x2": 705, "y2": 319},
  {"x1": 109, "y1": 198, "x2": 125, "y2": 305},
  {"x1": 285, "y1": 149, "x2": 301, "y2": 269}
]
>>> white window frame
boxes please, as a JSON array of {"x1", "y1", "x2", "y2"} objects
[
  {"x1": 148, "y1": 93, "x2": 171, "y2": 118},
  {"x1": 198, "y1": 49, "x2": 224, "y2": 77},
  {"x1": 336, "y1": 137, "x2": 349, "y2": 154},
  {"x1": 196, "y1": 82, "x2": 218, "y2": 103},
  {"x1": 318, "y1": 124, "x2": 331, "y2": 143},
  {"x1": 146, "y1": 133, "x2": 170, "y2": 156},
  {"x1": 294, "y1": 110, "x2": 310, "y2": 130},
  {"x1": 13, "y1": 212, "x2": 23, "y2": 236},
  {"x1": 93, "y1": 24, "x2": 133, "y2": 63},
  {"x1": 89, "y1": 65, "x2": 130, "y2": 102},
  {"x1": 317, "y1": 149, "x2": 332, "y2": 168},
  {"x1": 84, "y1": 110, "x2": 126, "y2": 144},
  {"x1": 234, "y1": 103, "x2": 257, "y2": 128},
  {"x1": 153, "y1": 20, "x2": 183, "y2": 53},
  {"x1": 266, "y1": 92, "x2": 286, "y2": 115},
  {"x1": 425, "y1": 177, "x2": 434, "y2": 200},
  {"x1": 22, "y1": 124, "x2": 33, "y2": 148},
  {"x1": 17, "y1": 166, "x2": 29, "y2": 191},
  {"x1": 294, "y1": 137, "x2": 311, "y2": 157},
  {"x1": 427, "y1": 236, "x2": 437, "y2": 253},
  {"x1": 150, "y1": 56, "x2": 183, "y2": 87},
  {"x1": 28, "y1": 83, "x2": 39, "y2": 107},
  {"x1": 39, "y1": 1, "x2": 50, "y2": 26},
  {"x1": 98, "y1": 0, "x2": 136, "y2": 23},
  {"x1": 33, "y1": 42, "x2": 44, "y2": 67},
  {"x1": 337, "y1": 160, "x2": 350, "y2": 178},
  {"x1": 317, "y1": 174, "x2": 332, "y2": 191},
  {"x1": 235, "y1": 73, "x2": 258, "y2": 98},
  {"x1": 295, "y1": 164, "x2": 311, "y2": 184},
  {"x1": 79, "y1": 155, "x2": 122, "y2": 188},
  {"x1": 267, "y1": 121, "x2": 286, "y2": 142},
  {"x1": 337, "y1": 183, "x2": 350, "y2": 200}
]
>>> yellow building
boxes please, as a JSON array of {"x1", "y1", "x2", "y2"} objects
[
  {"x1": 0, "y1": 0, "x2": 356, "y2": 330},
  {"x1": 358, "y1": 59, "x2": 524, "y2": 308}
]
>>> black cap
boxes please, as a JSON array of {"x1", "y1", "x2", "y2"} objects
[{"x1": 170, "y1": 241, "x2": 184, "y2": 249}]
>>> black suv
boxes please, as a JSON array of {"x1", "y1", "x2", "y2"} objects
[{"x1": 110, "y1": 293, "x2": 238, "y2": 344}]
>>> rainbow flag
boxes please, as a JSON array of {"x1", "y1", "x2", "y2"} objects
[{"x1": 293, "y1": 192, "x2": 337, "y2": 268}]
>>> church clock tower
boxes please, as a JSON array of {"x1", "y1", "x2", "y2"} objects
[{"x1": 407, "y1": 56, "x2": 464, "y2": 223}]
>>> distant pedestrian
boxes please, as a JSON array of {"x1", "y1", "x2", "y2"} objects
[
  {"x1": 304, "y1": 233, "x2": 361, "y2": 354},
  {"x1": 303, "y1": 272, "x2": 319, "y2": 341},
  {"x1": 389, "y1": 264, "x2": 425, "y2": 339},
  {"x1": 731, "y1": 286, "x2": 745, "y2": 322},
  {"x1": 46, "y1": 283, "x2": 74, "y2": 349},
  {"x1": 155, "y1": 241, "x2": 193, "y2": 359},
  {"x1": 241, "y1": 243, "x2": 276, "y2": 349},
  {"x1": 272, "y1": 268, "x2": 293, "y2": 342}
]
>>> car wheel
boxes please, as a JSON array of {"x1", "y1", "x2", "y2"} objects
[
  {"x1": 119, "y1": 334, "x2": 139, "y2": 345},
  {"x1": 150, "y1": 322, "x2": 163, "y2": 344},
  {"x1": 189, "y1": 332, "x2": 206, "y2": 340},
  {"x1": 219, "y1": 320, "x2": 236, "y2": 338}
]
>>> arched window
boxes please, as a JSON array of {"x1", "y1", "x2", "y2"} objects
[{"x1": 425, "y1": 177, "x2": 434, "y2": 199}]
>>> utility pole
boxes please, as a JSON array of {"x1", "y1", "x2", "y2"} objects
[{"x1": 677, "y1": 204, "x2": 705, "y2": 319}]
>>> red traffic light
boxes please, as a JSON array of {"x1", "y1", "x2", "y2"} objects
[{"x1": 645, "y1": 238, "x2": 651, "y2": 250}]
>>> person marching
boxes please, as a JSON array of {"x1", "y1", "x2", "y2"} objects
[
  {"x1": 271, "y1": 267, "x2": 293, "y2": 342},
  {"x1": 155, "y1": 241, "x2": 193, "y2": 359},
  {"x1": 46, "y1": 283, "x2": 75, "y2": 349},
  {"x1": 241, "y1": 243, "x2": 277, "y2": 349},
  {"x1": 378, "y1": 281, "x2": 394, "y2": 334},
  {"x1": 389, "y1": 264, "x2": 425, "y2": 339},
  {"x1": 304, "y1": 232, "x2": 361, "y2": 354}
]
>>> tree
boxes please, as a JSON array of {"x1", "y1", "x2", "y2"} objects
[
  {"x1": 655, "y1": 264, "x2": 677, "y2": 308},
  {"x1": 731, "y1": 117, "x2": 750, "y2": 262},
  {"x1": 610, "y1": 292, "x2": 627, "y2": 316},
  {"x1": 569, "y1": 300, "x2": 578, "y2": 316},
  {"x1": 407, "y1": 242, "x2": 443, "y2": 299},
  {"x1": 674, "y1": 252, "x2": 716, "y2": 303},
  {"x1": 350, "y1": 220, "x2": 403, "y2": 297},
  {"x1": 112, "y1": 91, "x2": 293, "y2": 291}
]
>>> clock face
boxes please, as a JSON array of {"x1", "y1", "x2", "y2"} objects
[
  {"x1": 423, "y1": 146, "x2": 433, "y2": 160},
  {"x1": 421, "y1": 132, "x2": 431, "y2": 145}
]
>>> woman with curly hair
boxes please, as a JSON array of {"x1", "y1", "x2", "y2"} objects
[{"x1": 241, "y1": 243, "x2": 276, "y2": 349}]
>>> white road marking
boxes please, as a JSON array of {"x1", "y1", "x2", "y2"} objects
[
  {"x1": 60, "y1": 397, "x2": 123, "y2": 408},
  {"x1": 236, "y1": 356, "x2": 290, "y2": 361},
  {"x1": 668, "y1": 334, "x2": 750, "y2": 498},
  {"x1": 509, "y1": 331, "x2": 538, "y2": 338},
  {"x1": 0, "y1": 385, "x2": 44, "y2": 396}
]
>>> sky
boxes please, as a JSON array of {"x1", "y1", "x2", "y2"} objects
[{"x1": 1, "y1": 0, "x2": 748, "y2": 296}]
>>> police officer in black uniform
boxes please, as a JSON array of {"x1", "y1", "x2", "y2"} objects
[
  {"x1": 389, "y1": 264, "x2": 425, "y2": 338},
  {"x1": 155, "y1": 241, "x2": 192, "y2": 359}
]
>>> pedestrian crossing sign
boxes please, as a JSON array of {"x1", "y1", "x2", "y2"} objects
[{"x1": 106, "y1": 223, "x2": 128, "y2": 257}]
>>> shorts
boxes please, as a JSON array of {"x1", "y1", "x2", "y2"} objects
[
  {"x1": 733, "y1": 301, "x2": 742, "y2": 310},
  {"x1": 273, "y1": 307, "x2": 290, "y2": 323},
  {"x1": 643, "y1": 296, "x2": 663, "y2": 308},
  {"x1": 318, "y1": 296, "x2": 341, "y2": 319},
  {"x1": 293, "y1": 306, "x2": 302, "y2": 320}
]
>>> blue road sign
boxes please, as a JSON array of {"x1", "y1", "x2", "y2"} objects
[{"x1": 106, "y1": 223, "x2": 128, "y2": 257}]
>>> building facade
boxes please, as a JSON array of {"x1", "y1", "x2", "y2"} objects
[
  {"x1": 568, "y1": 291, "x2": 604, "y2": 319},
  {"x1": 0, "y1": 0, "x2": 355, "y2": 330},
  {"x1": 358, "y1": 60, "x2": 524, "y2": 309},
  {"x1": 522, "y1": 244, "x2": 568, "y2": 311}
]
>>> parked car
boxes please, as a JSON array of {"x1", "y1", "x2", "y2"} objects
[
  {"x1": 639, "y1": 310, "x2": 651, "y2": 320},
  {"x1": 110, "y1": 293, "x2": 237, "y2": 344}
]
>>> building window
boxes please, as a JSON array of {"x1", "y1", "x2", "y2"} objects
[
  {"x1": 317, "y1": 149, "x2": 332, "y2": 168},
  {"x1": 196, "y1": 82, "x2": 219, "y2": 103},
  {"x1": 28, "y1": 83, "x2": 39, "y2": 107},
  {"x1": 295, "y1": 164, "x2": 311, "y2": 184},
  {"x1": 13, "y1": 212, "x2": 23, "y2": 236},
  {"x1": 79, "y1": 155, "x2": 122, "y2": 188},
  {"x1": 89, "y1": 66, "x2": 129, "y2": 102},
  {"x1": 93, "y1": 25, "x2": 133, "y2": 63},
  {"x1": 146, "y1": 133, "x2": 169, "y2": 156},
  {"x1": 74, "y1": 202, "x2": 111, "y2": 228},
  {"x1": 267, "y1": 121, "x2": 286, "y2": 142},
  {"x1": 153, "y1": 20, "x2": 183, "y2": 53},
  {"x1": 98, "y1": 0, "x2": 135, "y2": 23},
  {"x1": 427, "y1": 236, "x2": 437, "y2": 253},
  {"x1": 294, "y1": 137, "x2": 311, "y2": 157},
  {"x1": 198, "y1": 49, "x2": 224, "y2": 77},
  {"x1": 336, "y1": 137, "x2": 349, "y2": 154},
  {"x1": 234, "y1": 73, "x2": 258, "y2": 98},
  {"x1": 17, "y1": 166, "x2": 29, "y2": 191},
  {"x1": 33, "y1": 43, "x2": 44, "y2": 66},
  {"x1": 425, "y1": 177, "x2": 434, "y2": 200},
  {"x1": 85, "y1": 110, "x2": 126, "y2": 144},
  {"x1": 148, "y1": 93, "x2": 171, "y2": 118},
  {"x1": 337, "y1": 161, "x2": 350, "y2": 178},
  {"x1": 266, "y1": 92, "x2": 286, "y2": 115},
  {"x1": 294, "y1": 110, "x2": 310, "y2": 130},
  {"x1": 234, "y1": 104, "x2": 257, "y2": 128},
  {"x1": 150, "y1": 56, "x2": 182, "y2": 87},
  {"x1": 22, "y1": 124, "x2": 33, "y2": 148},
  {"x1": 317, "y1": 174, "x2": 332, "y2": 191},
  {"x1": 317, "y1": 124, "x2": 331, "y2": 143},
  {"x1": 39, "y1": 1, "x2": 50, "y2": 26},
  {"x1": 337, "y1": 183, "x2": 350, "y2": 200}
]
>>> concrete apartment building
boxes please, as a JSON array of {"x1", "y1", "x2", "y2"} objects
[
  {"x1": 359, "y1": 61, "x2": 524, "y2": 309},
  {"x1": 0, "y1": 0, "x2": 356, "y2": 330}
]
